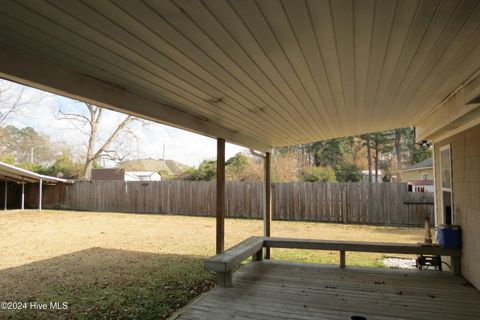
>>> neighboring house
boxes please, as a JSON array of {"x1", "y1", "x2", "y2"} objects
[
  {"x1": 407, "y1": 179, "x2": 434, "y2": 193},
  {"x1": 120, "y1": 159, "x2": 189, "y2": 177},
  {"x1": 400, "y1": 157, "x2": 433, "y2": 181},
  {"x1": 400, "y1": 158, "x2": 434, "y2": 192},
  {"x1": 91, "y1": 168, "x2": 161, "y2": 181},
  {"x1": 125, "y1": 171, "x2": 161, "y2": 181},
  {"x1": 361, "y1": 170, "x2": 383, "y2": 183},
  {"x1": 91, "y1": 168, "x2": 125, "y2": 181}
]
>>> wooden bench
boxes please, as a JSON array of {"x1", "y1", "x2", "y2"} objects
[
  {"x1": 204, "y1": 236, "x2": 264, "y2": 287},
  {"x1": 265, "y1": 237, "x2": 462, "y2": 275},
  {"x1": 205, "y1": 237, "x2": 462, "y2": 287}
]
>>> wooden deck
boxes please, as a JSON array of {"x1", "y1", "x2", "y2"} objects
[{"x1": 172, "y1": 260, "x2": 480, "y2": 320}]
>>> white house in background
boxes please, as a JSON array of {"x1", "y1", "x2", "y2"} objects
[
  {"x1": 125, "y1": 171, "x2": 161, "y2": 181},
  {"x1": 361, "y1": 170, "x2": 383, "y2": 183},
  {"x1": 400, "y1": 158, "x2": 434, "y2": 192},
  {"x1": 91, "y1": 168, "x2": 161, "y2": 181}
]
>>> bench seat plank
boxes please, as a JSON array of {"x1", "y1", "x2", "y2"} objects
[
  {"x1": 205, "y1": 236, "x2": 264, "y2": 272},
  {"x1": 264, "y1": 237, "x2": 462, "y2": 257}
]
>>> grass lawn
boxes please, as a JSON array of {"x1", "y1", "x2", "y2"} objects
[{"x1": 0, "y1": 210, "x2": 423, "y2": 319}]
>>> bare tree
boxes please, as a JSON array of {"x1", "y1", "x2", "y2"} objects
[
  {"x1": 0, "y1": 80, "x2": 42, "y2": 127},
  {"x1": 57, "y1": 103, "x2": 143, "y2": 180}
]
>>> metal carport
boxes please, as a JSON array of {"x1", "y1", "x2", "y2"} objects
[{"x1": 0, "y1": 161, "x2": 72, "y2": 211}]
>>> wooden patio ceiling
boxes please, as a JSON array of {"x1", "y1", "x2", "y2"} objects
[{"x1": 1, "y1": 0, "x2": 480, "y2": 151}]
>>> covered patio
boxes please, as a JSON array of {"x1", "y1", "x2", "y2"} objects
[
  {"x1": 170, "y1": 236, "x2": 473, "y2": 319},
  {"x1": 1, "y1": 0, "x2": 480, "y2": 318},
  {"x1": 173, "y1": 261, "x2": 480, "y2": 320}
]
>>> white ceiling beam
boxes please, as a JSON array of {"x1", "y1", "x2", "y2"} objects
[{"x1": 0, "y1": 42, "x2": 272, "y2": 153}]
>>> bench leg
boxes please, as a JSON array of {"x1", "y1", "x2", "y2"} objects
[
  {"x1": 451, "y1": 256, "x2": 461, "y2": 276},
  {"x1": 252, "y1": 248, "x2": 263, "y2": 262},
  {"x1": 217, "y1": 271, "x2": 233, "y2": 287},
  {"x1": 340, "y1": 251, "x2": 346, "y2": 269},
  {"x1": 265, "y1": 247, "x2": 271, "y2": 260}
]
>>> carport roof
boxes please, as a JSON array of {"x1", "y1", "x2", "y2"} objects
[
  {"x1": 0, "y1": 161, "x2": 72, "y2": 184},
  {"x1": 0, "y1": 1, "x2": 480, "y2": 151}
]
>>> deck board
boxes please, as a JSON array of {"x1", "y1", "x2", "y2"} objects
[{"x1": 172, "y1": 261, "x2": 480, "y2": 320}]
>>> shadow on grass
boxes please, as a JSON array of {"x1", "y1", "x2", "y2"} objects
[{"x1": 0, "y1": 248, "x2": 215, "y2": 320}]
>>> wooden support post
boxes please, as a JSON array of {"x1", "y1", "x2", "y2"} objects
[
  {"x1": 3, "y1": 179, "x2": 7, "y2": 211},
  {"x1": 340, "y1": 251, "x2": 346, "y2": 269},
  {"x1": 451, "y1": 256, "x2": 461, "y2": 276},
  {"x1": 264, "y1": 152, "x2": 272, "y2": 259},
  {"x1": 38, "y1": 178, "x2": 43, "y2": 211},
  {"x1": 216, "y1": 138, "x2": 225, "y2": 254},
  {"x1": 21, "y1": 181, "x2": 25, "y2": 211}
]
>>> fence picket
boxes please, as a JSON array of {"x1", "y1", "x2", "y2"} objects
[{"x1": 26, "y1": 181, "x2": 434, "y2": 226}]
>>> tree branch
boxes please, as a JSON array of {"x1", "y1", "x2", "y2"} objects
[{"x1": 93, "y1": 115, "x2": 134, "y2": 160}]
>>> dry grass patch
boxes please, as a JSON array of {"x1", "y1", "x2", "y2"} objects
[{"x1": 0, "y1": 210, "x2": 423, "y2": 319}]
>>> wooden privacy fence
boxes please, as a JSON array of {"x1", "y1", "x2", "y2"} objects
[{"x1": 26, "y1": 181, "x2": 434, "y2": 226}]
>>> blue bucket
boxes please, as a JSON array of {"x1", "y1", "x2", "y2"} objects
[{"x1": 436, "y1": 225, "x2": 462, "y2": 249}]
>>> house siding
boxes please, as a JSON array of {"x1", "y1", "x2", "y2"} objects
[
  {"x1": 401, "y1": 168, "x2": 434, "y2": 182},
  {"x1": 434, "y1": 123, "x2": 480, "y2": 289}
]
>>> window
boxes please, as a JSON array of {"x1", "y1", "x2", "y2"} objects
[{"x1": 439, "y1": 145, "x2": 453, "y2": 225}]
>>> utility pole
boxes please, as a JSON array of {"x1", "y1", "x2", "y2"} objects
[{"x1": 162, "y1": 144, "x2": 166, "y2": 170}]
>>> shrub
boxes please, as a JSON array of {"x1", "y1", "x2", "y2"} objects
[
  {"x1": 179, "y1": 160, "x2": 216, "y2": 181},
  {"x1": 335, "y1": 163, "x2": 362, "y2": 182},
  {"x1": 302, "y1": 166, "x2": 336, "y2": 182}
]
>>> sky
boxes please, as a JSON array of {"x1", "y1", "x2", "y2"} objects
[{"x1": 2, "y1": 80, "x2": 246, "y2": 167}]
